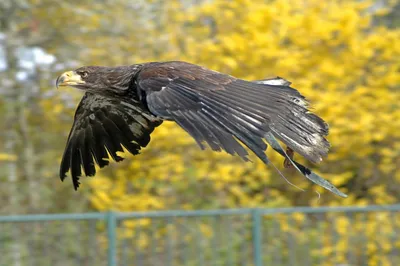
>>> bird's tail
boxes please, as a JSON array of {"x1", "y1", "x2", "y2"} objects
[
  {"x1": 258, "y1": 78, "x2": 330, "y2": 164},
  {"x1": 200, "y1": 77, "x2": 345, "y2": 197},
  {"x1": 206, "y1": 77, "x2": 330, "y2": 163}
]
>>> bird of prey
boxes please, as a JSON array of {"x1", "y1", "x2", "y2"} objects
[{"x1": 56, "y1": 61, "x2": 347, "y2": 197}]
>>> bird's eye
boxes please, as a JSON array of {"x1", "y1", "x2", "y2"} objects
[{"x1": 81, "y1": 72, "x2": 88, "y2": 78}]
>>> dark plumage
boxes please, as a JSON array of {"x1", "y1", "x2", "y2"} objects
[{"x1": 56, "y1": 61, "x2": 347, "y2": 197}]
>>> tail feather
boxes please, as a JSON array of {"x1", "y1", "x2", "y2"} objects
[
  {"x1": 270, "y1": 104, "x2": 330, "y2": 163},
  {"x1": 198, "y1": 79, "x2": 345, "y2": 197},
  {"x1": 264, "y1": 132, "x2": 347, "y2": 198},
  {"x1": 140, "y1": 62, "x2": 343, "y2": 196},
  {"x1": 202, "y1": 79, "x2": 330, "y2": 164}
]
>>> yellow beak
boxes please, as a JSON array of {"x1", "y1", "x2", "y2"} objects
[{"x1": 56, "y1": 71, "x2": 85, "y2": 88}]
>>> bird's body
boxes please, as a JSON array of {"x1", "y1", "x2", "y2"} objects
[{"x1": 56, "y1": 61, "x2": 347, "y2": 197}]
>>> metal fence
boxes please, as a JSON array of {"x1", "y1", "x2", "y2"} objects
[{"x1": 1, "y1": 205, "x2": 400, "y2": 266}]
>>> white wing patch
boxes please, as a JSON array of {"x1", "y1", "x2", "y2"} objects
[{"x1": 254, "y1": 77, "x2": 292, "y2": 86}]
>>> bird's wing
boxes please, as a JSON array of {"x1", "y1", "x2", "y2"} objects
[
  {"x1": 60, "y1": 92, "x2": 162, "y2": 189},
  {"x1": 138, "y1": 61, "x2": 261, "y2": 163},
  {"x1": 137, "y1": 61, "x2": 347, "y2": 197}
]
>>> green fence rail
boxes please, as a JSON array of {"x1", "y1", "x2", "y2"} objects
[{"x1": 1, "y1": 205, "x2": 400, "y2": 266}]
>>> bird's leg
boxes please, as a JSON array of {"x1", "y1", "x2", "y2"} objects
[{"x1": 283, "y1": 147, "x2": 294, "y2": 168}]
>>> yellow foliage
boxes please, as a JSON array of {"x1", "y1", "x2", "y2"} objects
[
  {"x1": 75, "y1": 3, "x2": 400, "y2": 261},
  {"x1": 34, "y1": 1, "x2": 399, "y2": 262},
  {"x1": 77, "y1": 0, "x2": 400, "y2": 212},
  {"x1": 1, "y1": 1, "x2": 397, "y2": 264},
  {"x1": 0, "y1": 153, "x2": 17, "y2": 162}
]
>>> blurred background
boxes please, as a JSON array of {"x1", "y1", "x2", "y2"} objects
[{"x1": 0, "y1": 0, "x2": 399, "y2": 265}]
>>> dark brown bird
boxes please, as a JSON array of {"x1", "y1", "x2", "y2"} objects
[{"x1": 56, "y1": 61, "x2": 347, "y2": 197}]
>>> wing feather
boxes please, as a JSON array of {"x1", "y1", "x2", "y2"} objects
[
  {"x1": 137, "y1": 61, "x2": 346, "y2": 197},
  {"x1": 60, "y1": 92, "x2": 162, "y2": 189}
]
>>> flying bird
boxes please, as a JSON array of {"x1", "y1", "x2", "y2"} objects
[{"x1": 56, "y1": 61, "x2": 347, "y2": 197}]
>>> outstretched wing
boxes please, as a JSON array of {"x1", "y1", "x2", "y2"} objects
[
  {"x1": 136, "y1": 61, "x2": 346, "y2": 197},
  {"x1": 138, "y1": 61, "x2": 260, "y2": 163},
  {"x1": 60, "y1": 92, "x2": 162, "y2": 189}
]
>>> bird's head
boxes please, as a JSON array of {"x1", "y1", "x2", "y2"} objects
[{"x1": 56, "y1": 65, "x2": 140, "y2": 94}]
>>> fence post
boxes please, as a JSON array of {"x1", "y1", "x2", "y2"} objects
[
  {"x1": 107, "y1": 211, "x2": 117, "y2": 266},
  {"x1": 252, "y1": 209, "x2": 262, "y2": 266}
]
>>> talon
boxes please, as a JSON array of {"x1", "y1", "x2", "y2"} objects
[{"x1": 284, "y1": 147, "x2": 294, "y2": 168}]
